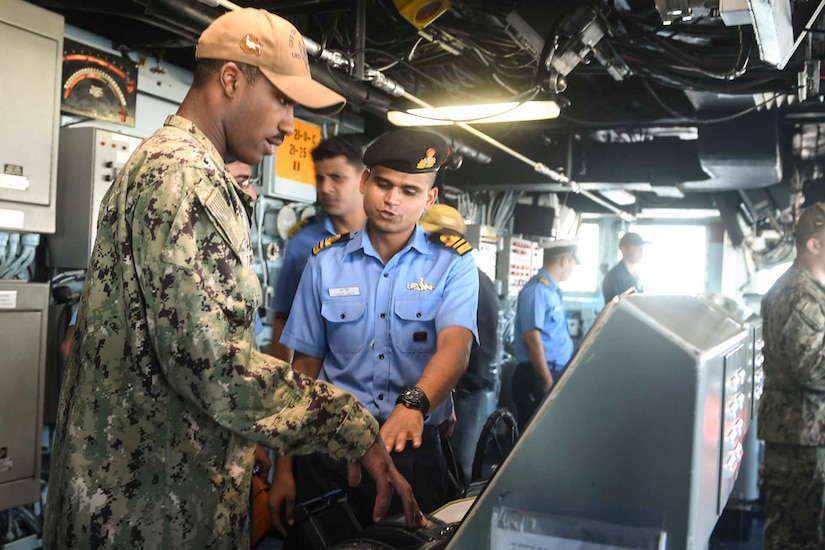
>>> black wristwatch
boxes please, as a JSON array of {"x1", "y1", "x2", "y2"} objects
[{"x1": 396, "y1": 386, "x2": 430, "y2": 416}]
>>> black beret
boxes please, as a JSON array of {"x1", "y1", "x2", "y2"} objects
[{"x1": 363, "y1": 129, "x2": 449, "y2": 174}]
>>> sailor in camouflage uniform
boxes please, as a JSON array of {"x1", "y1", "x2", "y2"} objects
[
  {"x1": 760, "y1": 201, "x2": 825, "y2": 549},
  {"x1": 44, "y1": 9, "x2": 421, "y2": 549}
]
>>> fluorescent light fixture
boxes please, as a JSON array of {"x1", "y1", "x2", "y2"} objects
[
  {"x1": 636, "y1": 208, "x2": 720, "y2": 220},
  {"x1": 599, "y1": 189, "x2": 637, "y2": 206},
  {"x1": 387, "y1": 100, "x2": 560, "y2": 126}
]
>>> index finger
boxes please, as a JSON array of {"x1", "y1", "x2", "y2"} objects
[{"x1": 390, "y1": 467, "x2": 427, "y2": 528}]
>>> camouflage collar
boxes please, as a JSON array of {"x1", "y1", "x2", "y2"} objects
[
  {"x1": 163, "y1": 115, "x2": 225, "y2": 172},
  {"x1": 792, "y1": 260, "x2": 825, "y2": 291}
]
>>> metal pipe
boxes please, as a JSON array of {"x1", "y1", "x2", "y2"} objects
[
  {"x1": 203, "y1": 0, "x2": 243, "y2": 10},
  {"x1": 354, "y1": 0, "x2": 366, "y2": 81},
  {"x1": 143, "y1": 0, "x2": 218, "y2": 32}
]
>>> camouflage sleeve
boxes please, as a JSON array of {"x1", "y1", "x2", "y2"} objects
[
  {"x1": 137, "y1": 176, "x2": 378, "y2": 462},
  {"x1": 779, "y1": 298, "x2": 825, "y2": 391}
]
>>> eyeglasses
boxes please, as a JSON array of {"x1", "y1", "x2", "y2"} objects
[{"x1": 235, "y1": 176, "x2": 260, "y2": 189}]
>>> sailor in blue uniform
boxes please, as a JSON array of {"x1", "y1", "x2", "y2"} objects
[
  {"x1": 270, "y1": 129, "x2": 479, "y2": 534},
  {"x1": 512, "y1": 238, "x2": 578, "y2": 430},
  {"x1": 267, "y1": 134, "x2": 367, "y2": 361}
]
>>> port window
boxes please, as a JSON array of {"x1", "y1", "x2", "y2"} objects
[
  {"x1": 560, "y1": 222, "x2": 600, "y2": 293},
  {"x1": 627, "y1": 224, "x2": 708, "y2": 295}
]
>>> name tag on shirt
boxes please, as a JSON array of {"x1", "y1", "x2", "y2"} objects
[{"x1": 329, "y1": 286, "x2": 360, "y2": 297}]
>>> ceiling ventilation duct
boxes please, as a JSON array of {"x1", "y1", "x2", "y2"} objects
[
  {"x1": 573, "y1": 138, "x2": 709, "y2": 187},
  {"x1": 684, "y1": 112, "x2": 782, "y2": 191}
]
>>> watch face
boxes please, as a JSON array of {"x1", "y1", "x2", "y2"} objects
[
  {"x1": 397, "y1": 387, "x2": 428, "y2": 414},
  {"x1": 404, "y1": 388, "x2": 423, "y2": 402}
]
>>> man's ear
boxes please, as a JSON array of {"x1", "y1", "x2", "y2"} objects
[
  {"x1": 359, "y1": 170, "x2": 369, "y2": 194},
  {"x1": 425, "y1": 185, "x2": 438, "y2": 209},
  {"x1": 808, "y1": 236, "x2": 823, "y2": 255},
  {"x1": 219, "y1": 62, "x2": 242, "y2": 98}
]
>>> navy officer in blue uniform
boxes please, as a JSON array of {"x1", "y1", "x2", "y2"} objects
[
  {"x1": 512, "y1": 238, "x2": 578, "y2": 431},
  {"x1": 266, "y1": 134, "x2": 368, "y2": 362},
  {"x1": 270, "y1": 129, "x2": 479, "y2": 537}
]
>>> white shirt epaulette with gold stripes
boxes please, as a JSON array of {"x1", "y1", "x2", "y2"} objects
[
  {"x1": 311, "y1": 232, "x2": 351, "y2": 256},
  {"x1": 429, "y1": 233, "x2": 473, "y2": 256}
]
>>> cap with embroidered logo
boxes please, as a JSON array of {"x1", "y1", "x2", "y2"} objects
[
  {"x1": 363, "y1": 129, "x2": 449, "y2": 174},
  {"x1": 419, "y1": 204, "x2": 466, "y2": 236},
  {"x1": 196, "y1": 8, "x2": 345, "y2": 112}
]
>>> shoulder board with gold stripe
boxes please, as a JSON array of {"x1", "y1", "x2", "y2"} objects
[
  {"x1": 312, "y1": 232, "x2": 351, "y2": 256},
  {"x1": 429, "y1": 232, "x2": 473, "y2": 256},
  {"x1": 287, "y1": 216, "x2": 315, "y2": 239},
  {"x1": 539, "y1": 277, "x2": 550, "y2": 287}
]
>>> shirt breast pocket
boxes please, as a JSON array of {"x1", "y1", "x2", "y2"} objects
[
  {"x1": 321, "y1": 300, "x2": 367, "y2": 354},
  {"x1": 551, "y1": 307, "x2": 567, "y2": 327},
  {"x1": 393, "y1": 297, "x2": 439, "y2": 353}
]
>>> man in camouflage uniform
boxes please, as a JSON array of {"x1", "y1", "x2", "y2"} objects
[
  {"x1": 44, "y1": 9, "x2": 422, "y2": 549},
  {"x1": 759, "y1": 201, "x2": 825, "y2": 549}
]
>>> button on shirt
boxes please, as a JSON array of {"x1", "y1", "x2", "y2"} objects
[
  {"x1": 282, "y1": 225, "x2": 480, "y2": 425},
  {"x1": 514, "y1": 269, "x2": 573, "y2": 366},
  {"x1": 271, "y1": 214, "x2": 336, "y2": 314}
]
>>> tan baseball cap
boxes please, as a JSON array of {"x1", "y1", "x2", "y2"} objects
[
  {"x1": 796, "y1": 202, "x2": 825, "y2": 240},
  {"x1": 196, "y1": 8, "x2": 345, "y2": 112},
  {"x1": 419, "y1": 204, "x2": 466, "y2": 236}
]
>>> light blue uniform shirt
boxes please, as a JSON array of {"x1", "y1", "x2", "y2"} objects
[
  {"x1": 514, "y1": 269, "x2": 573, "y2": 367},
  {"x1": 281, "y1": 225, "x2": 480, "y2": 425},
  {"x1": 270, "y1": 214, "x2": 336, "y2": 314}
]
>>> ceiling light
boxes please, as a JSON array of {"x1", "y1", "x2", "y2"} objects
[
  {"x1": 636, "y1": 208, "x2": 720, "y2": 220},
  {"x1": 599, "y1": 189, "x2": 637, "y2": 206},
  {"x1": 387, "y1": 100, "x2": 560, "y2": 126}
]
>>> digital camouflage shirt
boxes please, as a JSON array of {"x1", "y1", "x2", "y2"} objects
[
  {"x1": 759, "y1": 261, "x2": 825, "y2": 446},
  {"x1": 43, "y1": 115, "x2": 379, "y2": 549}
]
